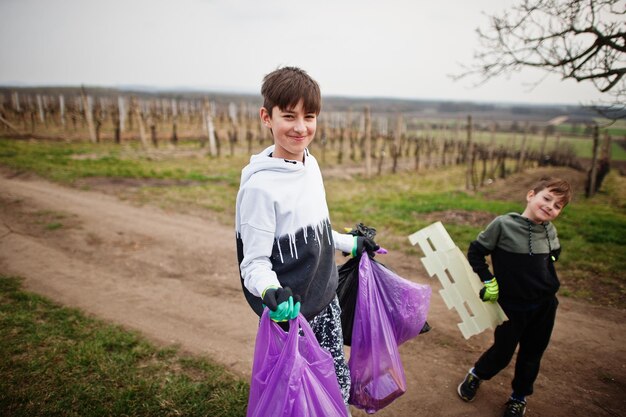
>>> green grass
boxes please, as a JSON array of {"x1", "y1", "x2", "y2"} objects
[
  {"x1": 0, "y1": 139, "x2": 247, "y2": 184},
  {"x1": 0, "y1": 275, "x2": 249, "y2": 417},
  {"x1": 44, "y1": 222, "x2": 63, "y2": 230}
]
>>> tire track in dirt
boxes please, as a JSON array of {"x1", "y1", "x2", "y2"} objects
[{"x1": 0, "y1": 176, "x2": 259, "y2": 375}]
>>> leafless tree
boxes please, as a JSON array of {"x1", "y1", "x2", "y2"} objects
[{"x1": 453, "y1": 0, "x2": 625, "y2": 116}]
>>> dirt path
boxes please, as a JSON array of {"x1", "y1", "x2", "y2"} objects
[{"x1": 1, "y1": 175, "x2": 624, "y2": 417}]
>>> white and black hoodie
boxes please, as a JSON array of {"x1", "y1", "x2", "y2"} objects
[{"x1": 235, "y1": 145, "x2": 354, "y2": 320}]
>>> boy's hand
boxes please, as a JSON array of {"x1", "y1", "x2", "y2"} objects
[
  {"x1": 479, "y1": 278, "x2": 499, "y2": 302},
  {"x1": 353, "y1": 236, "x2": 380, "y2": 257},
  {"x1": 262, "y1": 286, "x2": 301, "y2": 322}
]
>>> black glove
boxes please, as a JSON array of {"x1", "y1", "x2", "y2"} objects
[
  {"x1": 262, "y1": 286, "x2": 301, "y2": 321},
  {"x1": 354, "y1": 236, "x2": 380, "y2": 257}
]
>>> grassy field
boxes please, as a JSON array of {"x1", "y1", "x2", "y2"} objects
[{"x1": 0, "y1": 275, "x2": 248, "y2": 417}]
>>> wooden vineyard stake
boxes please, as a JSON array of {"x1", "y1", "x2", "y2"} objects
[
  {"x1": 203, "y1": 98, "x2": 218, "y2": 156},
  {"x1": 586, "y1": 125, "x2": 600, "y2": 198},
  {"x1": 364, "y1": 107, "x2": 372, "y2": 178},
  {"x1": 81, "y1": 87, "x2": 97, "y2": 143}
]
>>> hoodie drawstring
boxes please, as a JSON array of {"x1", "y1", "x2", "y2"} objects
[{"x1": 527, "y1": 220, "x2": 552, "y2": 257}]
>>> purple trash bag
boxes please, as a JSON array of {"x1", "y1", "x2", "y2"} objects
[
  {"x1": 348, "y1": 254, "x2": 431, "y2": 413},
  {"x1": 247, "y1": 309, "x2": 348, "y2": 417}
]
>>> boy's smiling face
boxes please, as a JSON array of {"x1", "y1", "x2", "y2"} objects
[
  {"x1": 260, "y1": 99, "x2": 316, "y2": 162},
  {"x1": 522, "y1": 188, "x2": 565, "y2": 224}
]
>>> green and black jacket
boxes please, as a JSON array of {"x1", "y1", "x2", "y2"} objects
[{"x1": 468, "y1": 213, "x2": 561, "y2": 307}]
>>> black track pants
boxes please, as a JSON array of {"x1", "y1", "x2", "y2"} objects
[{"x1": 473, "y1": 297, "x2": 558, "y2": 396}]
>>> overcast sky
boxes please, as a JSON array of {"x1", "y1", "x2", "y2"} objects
[{"x1": 0, "y1": 0, "x2": 609, "y2": 105}]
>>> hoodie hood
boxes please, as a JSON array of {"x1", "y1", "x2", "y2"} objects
[
  {"x1": 482, "y1": 212, "x2": 559, "y2": 256},
  {"x1": 235, "y1": 145, "x2": 329, "y2": 237},
  {"x1": 239, "y1": 145, "x2": 307, "y2": 188}
]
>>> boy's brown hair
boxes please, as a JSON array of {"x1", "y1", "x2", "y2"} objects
[
  {"x1": 261, "y1": 67, "x2": 321, "y2": 116},
  {"x1": 531, "y1": 177, "x2": 573, "y2": 206}
]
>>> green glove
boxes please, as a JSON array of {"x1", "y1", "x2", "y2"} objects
[
  {"x1": 479, "y1": 278, "x2": 499, "y2": 302},
  {"x1": 262, "y1": 286, "x2": 301, "y2": 322}
]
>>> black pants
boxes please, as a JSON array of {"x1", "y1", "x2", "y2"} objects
[{"x1": 473, "y1": 297, "x2": 558, "y2": 397}]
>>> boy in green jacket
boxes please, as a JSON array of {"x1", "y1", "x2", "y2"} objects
[{"x1": 458, "y1": 177, "x2": 572, "y2": 417}]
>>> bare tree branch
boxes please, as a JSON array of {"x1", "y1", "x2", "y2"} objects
[{"x1": 451, "y1": 0, "x2": 626, "y2": 114}]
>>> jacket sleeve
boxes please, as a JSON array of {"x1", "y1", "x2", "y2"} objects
[
  {"x1": 467, "y1": 217, "x2": 502, "y2": 282},
  {"x1": 238, "y1": 187, "x2": 280, "y2": 298},
  {"x1": 332, "y1": 230, "x2": 355, "y2": 254},
  {"x1": 467, "y1": 240, "x2": 495, "y2": 282}
]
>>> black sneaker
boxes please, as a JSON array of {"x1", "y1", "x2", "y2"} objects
[
  {"x1": 457, "y1": 372, "x2": 481, "y2": 402},
  {"x1": 503, "y1": 398, "x2": 526, "y2": 417}
]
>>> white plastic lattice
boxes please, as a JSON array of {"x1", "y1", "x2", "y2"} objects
[{"x1": 408, "y1": 221, "x2": 508, "y2": 339}]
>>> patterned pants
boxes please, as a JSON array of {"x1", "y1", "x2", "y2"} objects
[{"x1": 309, "y1": 296, "x2": 351, "y2": 405}]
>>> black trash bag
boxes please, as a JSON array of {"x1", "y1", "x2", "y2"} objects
[
  {"x1": 337, "y1": 223, "x2": 431, "y2": 346},
  {"x1": 337, "y1": 223, "x2": 377, "y2": 346},
  {"x1": 337, "y1": 256, "x2": 360, "y2": 346}
]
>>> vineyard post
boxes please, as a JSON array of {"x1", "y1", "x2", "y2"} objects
[
  {"x1": 500, "y1": 146, "x2": 507, "y2": 179},
  {"x1": 601, "y1": 130, "x2": 612, "y2": 164},
  {"x1": 586, "y1": 125, "x2": 600, "y2": 198},
  {"x1": 337, "y1": 114, "x2": 345, "y2": 164},
  {"x1": 438, "y1": 124, "x2": 446, "y2": 167},
  {"x1": 126, "y1": 96, "x2": 133, "y2": 131},
  {"x1": 81, "y1": 88, "x2": 97, "y2": 143},
  {"x1": 237, "y1": 102, "x2": 246, "y2": 150},
  {"x1": 118, "y1": 96, "x2": 126, "y2": 134},
  {"x1": 202, "y1": 98, "x2": 217, "y2": 155},
  {"x1": 414, "y1": 135, "x2": 421, "y2": 171},
  {"x1": 11, "y1": 92, "x2": 20, "y2": 113},
  {"x1": 28, "y1": 100, "x2": 36, "y2": 133},
  {"x1": 246, "y1": 118, "x2": 258, "y2": 155},
  {"x1": 377, "y1": 131, "x2": 387, "y2": 176},
  {"x1": 488, "y1": 123, "x2": 496, "y2": 173},
  {"x1": 36, "y1": 94, "x2": 45, "y2": 125},
  {"x1": 320, "y1": 119, "x2": 327, "y2": 164},
  {"x1": 516, "y1": 123, "x2": 528, "y2": 172},
  {"x1": 422, "y1": 122, "x2": 432, "y2": 169},
  {"x1": 228, "y1": 128, "x2": 237, "y2": 156},
  {"x1": 149, "y1": 104, "x2": 158, "y2": 148},
  {"x1": 132, "y1": 97, "x2": 150, "y2": 148},
  {"x1": 464, "y1": 115, "x2": 472, "y2": 163},
  {"x1": 480, "y1": 145, "x2": 488, "y2": 186},
  {"x1": 347, "y1": 110, "x2": 356, "y2": 162},
  {"x1": 59, "y1": 95, "x2": 66, "y2": 131},
  {"x1": 465, "y1": 115, "x2": 473, "y2": 190},
  {"x1": 71, "y1": 96, "x2": 79, "y2": 131},
  {"x1": 596, "y1": 130, "x2": 613, "y2": 191},
  {"x1": 168, "y1": 98, "x2": 176, "y2": 145},
  {"x1": 392, "y1": 114, "x2": 402, "y2": 173},
  {"x1": 539, "y1": 127, "x2": 548, "y2": 161},
  {"x1": 364, "y1": 106, "x2": 372, "y2": 178}
]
